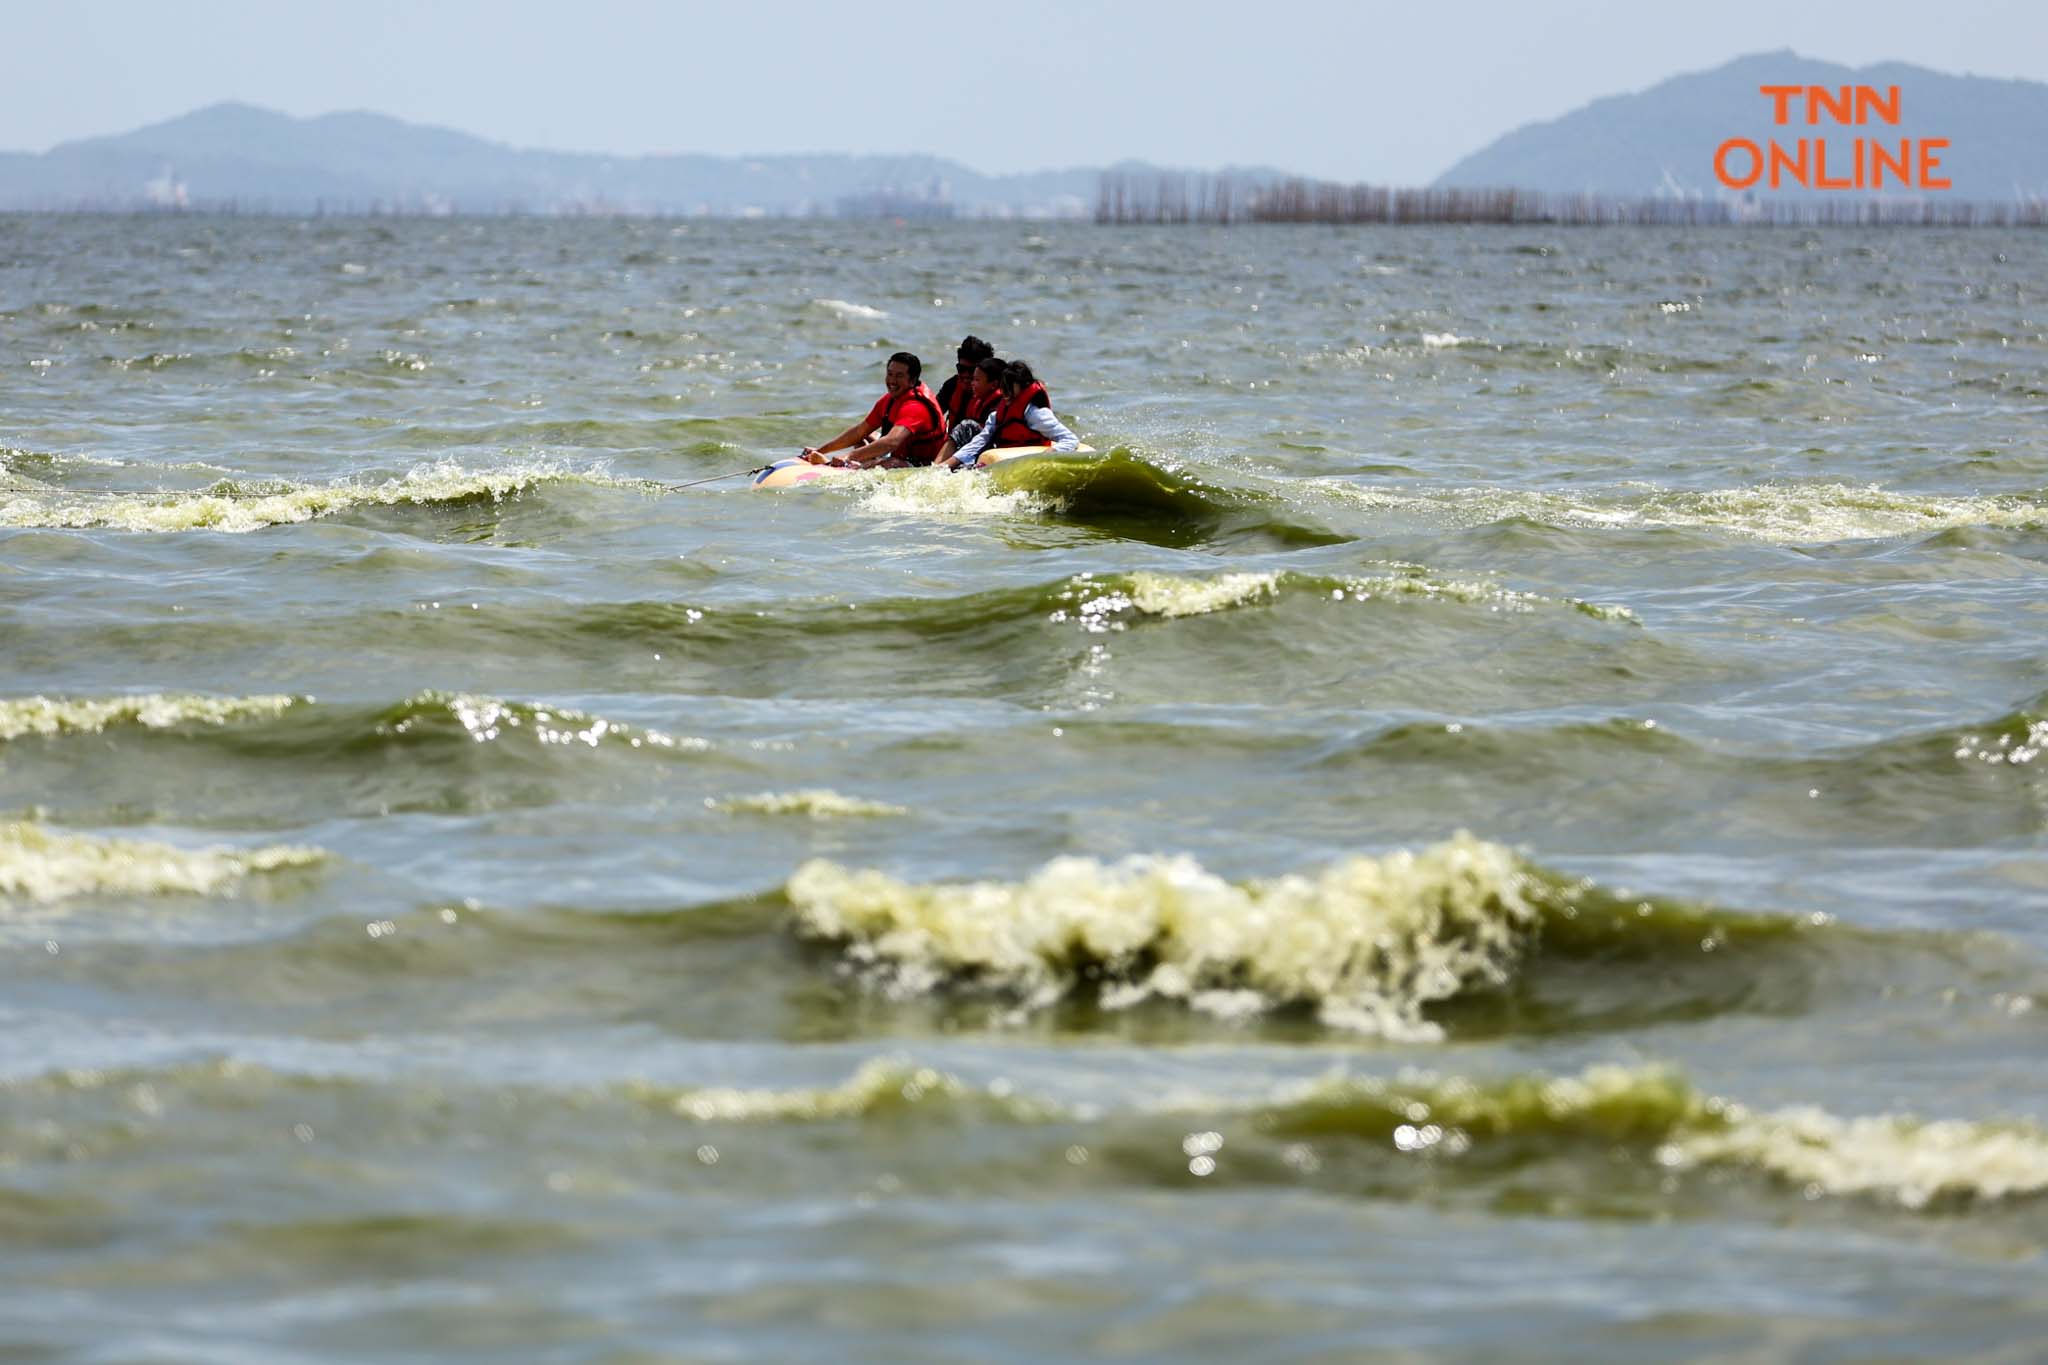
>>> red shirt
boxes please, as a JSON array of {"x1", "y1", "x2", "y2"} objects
[{"x1": 865, "y1": 384, "x2": 940, "y2": 438}]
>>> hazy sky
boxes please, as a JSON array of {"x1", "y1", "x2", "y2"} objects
[{"x1": 5, "y1": 0, "x2": 2044, "y2": 183}]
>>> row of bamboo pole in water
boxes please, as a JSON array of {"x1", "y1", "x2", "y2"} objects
[{"x1": 1094, "y1": 172, "x2": 2048, "y2": 227}]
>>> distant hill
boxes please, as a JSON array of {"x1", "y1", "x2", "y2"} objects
[
  {"x1": 0, "y1": 102, "x2": 1289, "y2": 218},
  {"x1": 1435, "y1": 52, "x2": 2048, "y2": 200}
]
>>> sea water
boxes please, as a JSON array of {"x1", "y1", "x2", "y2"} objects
[{"x1": 2, "y1": 215, "x2": 2046, "y2": 1359}]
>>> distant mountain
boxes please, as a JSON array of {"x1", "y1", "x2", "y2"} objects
[
  {"x1": 1435, "y1": 52, "x2": 2048, "y2": 200},
  {"x1": 0, "y1": 102, "x2": 1290, "y2": 217}
]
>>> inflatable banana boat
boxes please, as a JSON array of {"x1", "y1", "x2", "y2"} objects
[{"x1": 750, "y1": 444, "x2": 1094, "y2": 490}]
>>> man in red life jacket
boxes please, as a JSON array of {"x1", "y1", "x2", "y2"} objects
[
  {"x1": 934, "y1": 335, "x2": 995, "y2": 436},
  {"x1": 799, "y1": 351, "x2": 948, "y2": 468}
]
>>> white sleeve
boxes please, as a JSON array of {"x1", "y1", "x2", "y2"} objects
[
  {"x1": 1025, "y1": 405, "x2": 1079, "y2": 452},
  {"x1": 953, "y1": 419, "x2": 994, "y2": 465}
]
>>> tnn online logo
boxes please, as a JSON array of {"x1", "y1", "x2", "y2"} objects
[{"x1": 1715, "y1": 86, "x2": 1950, "y2": 191}]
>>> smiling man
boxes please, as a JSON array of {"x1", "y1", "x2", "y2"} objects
[{"x1": 799, "y1": 352, "x2": 949, "y2": 469}]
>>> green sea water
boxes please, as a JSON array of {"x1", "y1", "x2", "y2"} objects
[{"x1": 2, "y1": 214, "x2": 2047, "y2": 1361}]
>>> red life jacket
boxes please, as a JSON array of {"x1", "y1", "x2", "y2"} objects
[
  {"x1": 989, "y1": 381, "x2": 1054, "y2": 449},
  {"x1": 968, "y1": 385, "x2": 1004, "y2": 426},
  {"x1": 879, "y1": 382, "x2": 947, "y2": 465},
  {"x1": 941, "y1": 374, "x2": 978, "y2": 426}
]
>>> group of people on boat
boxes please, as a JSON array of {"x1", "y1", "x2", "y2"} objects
[{"x1": 798, "y1": 335, "x2": 1079, "y2": 471}]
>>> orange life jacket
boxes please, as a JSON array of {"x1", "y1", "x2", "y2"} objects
[
  {"x1": 989, "y1": 381, "x2": 1054, "y2": 449},
  {"x1": 879, "y1": 383, "x2": 947, "y2": 465}
]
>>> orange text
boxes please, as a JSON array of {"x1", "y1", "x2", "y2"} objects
[{"x1": 1714, "y1": 85, "x2": 1949, "y2": 191}]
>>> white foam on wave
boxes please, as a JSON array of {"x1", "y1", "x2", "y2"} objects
[
  {"x1": 1622, "y1": 482, "x2": 2048, "y2": 542},
  {"x1": 651, "y1": 1058, "x2": 983, "y2": 1122},
  {"x1": 1312, "y1": 479, "x2": 2046, "y2": 545},
  {"x1": 1123, "y1": 571, "x2": 1280, "y2": 618},
  {"x1": 1051, "y1": 570, "x2": 1631, "y2": 630},
  {"x1": 1670, "y1": 1104, "x2": 2048, "y2": 1209},
  {"x1": 854, "y1": 468, "x2": 1047, "y2": 520},
  {"x1": 1338, "y1": 572, "x2": 1636, "y2": 621},
  {"x1": 1275, "y1": 1064, "x2": 2048, "y2": 1209},
  {"x1": 811, "y1": 298, "x2": 889, "y2": 321},
  {"x1": 387, "y1": 691, "x2": 710, "y2": 753},
  {"x1": 0, "y1": 460, "x2": 626, "y2": 534},
  {"x1": 711, "y1": 790, "x2": 907, "y2": 818},
  {"x1": 1050, "y1": 573, "x2": 1281, "y2": 631},
  {"x1": 0, "y1": 822, "x2": 326, "y2": 907},
  {"x1": 633, "y1": 1054, "x2": 2048, "y2": 1210},
  {"x1": 787, "y1": 834, "x2": 1542, "y2": 1039},
  {"x1": 0, "y1": 693, "x2": 298, "y2": 742}
]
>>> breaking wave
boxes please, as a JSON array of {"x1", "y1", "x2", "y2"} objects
[
  {"x1": 0, "y1": 460, "x2": 633, "y2": 533},
  {"x1": 357, "y1": 692, "x2": 707, "y2": 755},
  {"x1": 640, "y1": 1056, "x2": 1054, "y2": 1123},
  {"x1": 752, "y1": 449, "x2": 1386, "y2": 548},
  {"x1": 853, "y1": 467, "x2": 1050, "y2": 520},
  {"x1": 640, "y1": 1058, "x2": 2048, "y2": 1210},
  {"x1": 788, "y1": 834, "x2": 1681, "y2": 1039},
  {"x1": 0, "y1": 692, "x2": 299, "y2": 742},
  {"x1": 14, "y1": 1053, "x2": 2043, "y2": 1213},
  {"x1": 1049, "y1": 569, "x2": 1633, "y2": 629},
  {"x1": 3, "y1": 690, "x2": 712, "y2": 764},
  {"x1": 1255, "y1": 1065, "x2": 2048, "y2": 1210},
  {"x1": 773, "y1": 830, "x2": 2030, "y2": 1040},
  {"x1": 990, "y1": 449, "x2": 1350, "y2": 547},
  {"x1": 711, "y1": 790, "x2": 907, "y2": 818},
  {"x1": 0, "y1": 822, "x2": 326, "y2": 906},
  {"x1": 1317, "y1": 479, "x2": 2048, "y2": 544},
  {"x1": 376, "y1": 568, "x2": 1635, "y2": 681}
]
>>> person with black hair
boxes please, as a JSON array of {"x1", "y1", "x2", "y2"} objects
[
  {"x1": 799, "y1": 351, "x2": 948, "y2": 468},
  {"x1": 931, "y1": 355, "x2": 1010, "y2": 466},
  {"x1": 934, "y1": 335, "x2": 996, "y2": 435},
  {"x1": 938, "y1": 359, "x2": 1079, "y2": 469}
]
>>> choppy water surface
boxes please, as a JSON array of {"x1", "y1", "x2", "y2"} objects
[{"x1": 3, "y1": 215, "x2": 2047, "y2": 1360}]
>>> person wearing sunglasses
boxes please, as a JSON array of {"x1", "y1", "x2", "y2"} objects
[{"x1": 934, "y1": 335, "x2": 996, "y2": 439}]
